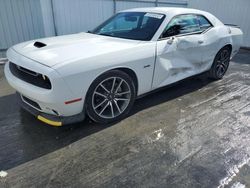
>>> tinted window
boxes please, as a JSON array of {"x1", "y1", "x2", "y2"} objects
[
  {"x1": 101, "y1": 15, "x2": 140, "y2": 32},
  {"x1": 161, "y1": 14, "x2": 201, "y2": 38},
  {"x1": 92, "y1": 12, "x2": 165, "y2": 41},
  {"x1": 197, "y1": 15, "x2": 212, "y2": 31}
]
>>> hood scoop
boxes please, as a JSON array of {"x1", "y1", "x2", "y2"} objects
[{"x1": 34, "y1": 41, "x2": 46, "y2": 48}]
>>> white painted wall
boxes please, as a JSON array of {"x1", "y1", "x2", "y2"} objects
[
  {"x1": 0, "y1": 0, "x2": 248, "y2": 58},
  {"x1": 188, "y1": 0, "x2": 250, "y2": 47},
  {"x1": 0, "y1": 0, "x2": 45, "y2": 50},
  {"x1": 40, "y1": 0, "x2": 56, "y2": 37},
  {"x1": 0, "y1": 0, "x2": 187, "y2": 54},
  {"x1": 52, "y1": 0, "x2": 187, "y2": 35}
]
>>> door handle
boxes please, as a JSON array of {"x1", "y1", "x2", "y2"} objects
[{"x1": 198, "y1": 40, "x2": 204, "y2": 44}]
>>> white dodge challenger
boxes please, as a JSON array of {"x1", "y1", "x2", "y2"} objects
[{"x1": 4, "y1": 7, "x2": 243, "y2": 126}]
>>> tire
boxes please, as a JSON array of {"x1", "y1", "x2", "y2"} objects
[
  {"x1": 86, "y1": 70, "x2": 136, "y2": 124},
  {"x1": 208, "y1": 46, "x2": 231, "y2": 80}
]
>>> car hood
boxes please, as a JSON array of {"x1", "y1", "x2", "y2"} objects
[{"x1": 12, "y1": 33, "x2": 141, "y2": 67}]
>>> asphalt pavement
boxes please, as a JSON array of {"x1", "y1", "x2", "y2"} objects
[{"x1": 0, "y1": 50, "x2": 250, "y2": 188}]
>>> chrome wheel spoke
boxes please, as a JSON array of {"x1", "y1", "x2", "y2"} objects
[
  {"x1": 109, "y1": 101, "x2": 114, "y2": 118},
  {"x1": 115, "y1": 80, "x2": 123, "y2": 94},
  {"x1": 221, "y1": 61, "x2": 226, "y2": 68},
  {"x1": 94, "y1": 91, "x2": 107, "y2": 98},
  {"x1": 220, "y1": 52, "x2": 225, "y2": 61},
  {"x1": 100, "y1": 84, "x2": 109, "y2": 94},
  {"x1": 99, "y1": 101, "x2": 109, "y2": 115},
  {"x1": 216, "y1": 65, "x2": 224, "y2": 76},
  {"x1": 111, "y1": 77, "x2": 116, "y2": 93},
  {"x1": 115, "y1": 98, "x2": 129, "y2": 101},
  {"x1": 220, "y1": 51, "x2": 228, "y2": 61},
  {"x1": 114, "y1": 100, "x2": 121, "y2": 113},
  {"x1": 220, "y1": 65, "x2": 225, "y2": 72},
  {"x1": 116, "y1": 91, "x2": 130, "y2": 96},
  {"x1": 94, "y1": 99, "x2": 108, "y2": 109}
]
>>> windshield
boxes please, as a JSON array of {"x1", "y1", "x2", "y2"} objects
[{"x1": 92, "y1": 12, "x2": 165, "y2": 41}]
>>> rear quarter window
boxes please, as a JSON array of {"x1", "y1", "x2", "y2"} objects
[
  {"x1": 197, "y1": 15, "x2": 212, "y2": 31},
  {"x1": 161, "y1": 14, "x2": 201, "y2": 38}
]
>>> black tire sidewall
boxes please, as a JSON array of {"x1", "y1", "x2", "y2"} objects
[{"x1": 86, "y1": 70, "x2": 136, "y2": 124}]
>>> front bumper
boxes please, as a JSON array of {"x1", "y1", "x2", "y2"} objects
[
  {"x1": 5, "y1": 48, "x2": 86, "y2": 126},
  {"x1": 5, "y1": 48, "x2": 85, "y2": 117},
  {"x1": 17, "y1": 93, "x2": 85, "y2": 126}
]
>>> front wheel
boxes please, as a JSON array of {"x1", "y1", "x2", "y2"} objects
[
  {"x1": 86, "y1": 70, "x2": 136, "y2": 124},
  {"x1": 208, "y1": 46, "x2": 231, "y2": 80}
]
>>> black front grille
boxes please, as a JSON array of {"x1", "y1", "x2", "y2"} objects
[
  {"x1": 22, "y1": 95, "x2": 41, "y2": 110},
  {"x1": 9, "y1": 62, "x2": 52, "y2": 89}
]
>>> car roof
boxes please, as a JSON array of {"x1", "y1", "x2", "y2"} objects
[
  {"x1": 119, "y1": 7, "x2": 223, "y2": 26},
  {"x1": 120, "y1": 7, "x2": 207, "y2": 15}
]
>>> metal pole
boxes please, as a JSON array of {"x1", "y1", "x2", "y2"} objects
[
  {"x1": 113, "y1": 0, "x2": 117, "y2": 14},
  {"x1": 155, "y1": 0, "x2": 158, "y2": 7},
  {"x1": 50, "y1": 0, "x2": 58, "y2": 36}
]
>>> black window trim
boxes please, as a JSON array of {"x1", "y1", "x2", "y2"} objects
[{"x1": 158, "y1": 13, "x2": 214, "y2": 41}]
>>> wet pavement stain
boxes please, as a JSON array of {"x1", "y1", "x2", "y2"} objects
[{"x1": 0, "y1": 50, "x2": 250, "y2": 187}]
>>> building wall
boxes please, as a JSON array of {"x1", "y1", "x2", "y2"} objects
[
  {"x1": 0, "y1": 0, "x2": 187, "y2": 57},
  {"x1": 0, "y1": 0, "x2": 45, "y2": 52},
  {"x1": 1, "y1": 0, "x2": 249, "y2": 58},
  {"x1": 0, "y1": 0, "x2": 187, "y2": 56},
  {"x1": 188, "y1": 0, "x2": 250, "y2": 47},
  {"x1": 52, "y1": 0, "x2": 187, "y2": 35},
  {"x1": 52, "y1": 0, "x2": 114, "y2": 35},
  {"x1": 116, "y1": 0, "x2": 186, "y2": 12},
  {"x1": 0, "y1": 0, "x2": 57, "y2": 56}
]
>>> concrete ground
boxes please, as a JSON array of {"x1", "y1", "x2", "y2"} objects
[{"x1": 0, "y1": 50, "x2": 250, "y2": 188}]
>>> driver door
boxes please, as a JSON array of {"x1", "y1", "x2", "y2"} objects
[{"x1": 152, "y1": 14, "x2": 204, "y2": 89}]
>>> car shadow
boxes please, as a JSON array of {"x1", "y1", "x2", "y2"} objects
[
  {"x1": 0, "y1": 73, "x2": 213, "y2": 170},
  {"x1": 131, "y1": 73, "x2": 212, "y2": 115}
]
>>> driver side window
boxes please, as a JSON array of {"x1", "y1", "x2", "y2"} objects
[{"x1": 161, "y1": 14, "x2": 201, "y2": 38}]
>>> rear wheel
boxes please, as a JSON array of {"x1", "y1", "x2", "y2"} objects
[
  {"x1": 208, "y1": 46, "x2": 231, "y2": 80},
  {"x1": 86, "y1": 70, "x2": 136, "y2": 124}
]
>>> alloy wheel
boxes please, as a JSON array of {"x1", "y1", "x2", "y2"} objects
[
  {"x1": 92, "y1": 77, "x2": 131, "y2": 119},
  {"x1": 216, "y1": 49, "x2": 230, "y2": 78}
]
